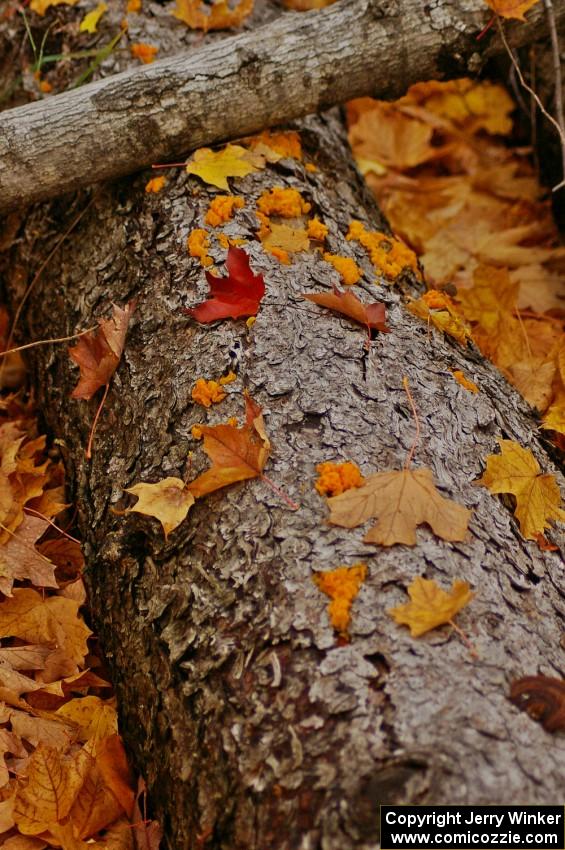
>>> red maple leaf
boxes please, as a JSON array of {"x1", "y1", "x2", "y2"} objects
[{"x1": 185, "y1": 247, "x2": 265, "y2": 322}]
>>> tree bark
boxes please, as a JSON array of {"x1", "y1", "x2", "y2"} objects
[
  {"x1": 1, "y1": 0, "x2": 564, "y2": 214},
  {"x1": 2, "y1": 105, "x2": 565, "y2": 848}
]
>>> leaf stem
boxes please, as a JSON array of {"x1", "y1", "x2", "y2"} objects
[
  {"x1": 402, "y1": 376, "x2": 420, "y2": 469},
  {"x1": 449, "y1": 619, "x2": 479, "y2": 660},
  {"x1": 86, "y1": 383, "x2": 110, "y2": 460},
  {"x1": 260, "y1": 474, "x2": 299, "y2": 510}
]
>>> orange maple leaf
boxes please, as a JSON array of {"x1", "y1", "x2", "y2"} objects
[
  {"x1": 485, "y1": 0, "x2": 540, "y2": 20},
  {"x1": 188, "y1": 395, "x2": 270, "y2": 499},
  {"x1": 69, "y1": 302, "x2": 134, "y2": 400}
]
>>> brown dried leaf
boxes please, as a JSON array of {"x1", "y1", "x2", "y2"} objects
[
  {"x1": 0, "y1": 515, "x2": 57, "y2": 596},
  {"x1": 510, "y1": 675, "x2": 565, "y2": 731},
  {"x1": 303, "y1": 286, "x2": 389, "y2": 334},
  {"x1": 328, "y1": 467, "x2": 471, "y2": 546}
]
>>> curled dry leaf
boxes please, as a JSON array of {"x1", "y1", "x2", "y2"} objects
[
  {"x1": 185, "y1": 247, "x2": 265, "y2": 322},
  {"x1": 388, "y1": 576, "x2": 474, "y2": 637},
  {"x1": 510, "y1": 675, "x2": 565, "y2": 732},
  {"x1": 477, "y1": 439, "x2": 565, "y2": 539},
  {"x1": 303, "y1": 287, "x2": 389, "y2": 335},
  {"x1": 69, "y1": 302, "x2": 135, "y2": 400},
  {"x1": 125, "y1": 478, "x2": 195, "y2": 539},
  {"x1": 327, "y1": 467, "x2": 471, "y2": 546}
]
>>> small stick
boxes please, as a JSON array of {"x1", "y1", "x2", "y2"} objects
[
  {"x1": 402, "y1": 376, "x2": 421, "y2": 469},
  {"x1": 497, "y1": 17, "x2": 565, "y2": 191},
  {"x1": 260, "y1": 473, "x2": 299, "y2": 510},
  {"x1": 86, "y1": 383, "x2": 110, "y2": 460},
  {"x1": 151, "y1": 161, "x2": 187, "y2": 170},
  {"x1": 449, "y1": 619, "x2": 480, "y2": 660},
  {"x1": 0, "y1": 326, "x2": 97, "y2": 358},
  {"x1": 24, "y1": 507, "x2": 82, "y2": 545},
  {"x1": 543, "y1": 0, "x2": 565, "y2": 185},
  {"x1": 1, "y1": 197, "x2": 94, "y2": 385}
]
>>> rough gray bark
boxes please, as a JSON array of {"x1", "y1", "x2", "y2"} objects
[
  {"x1": 1, "y1": 0, "x2": 565, "y2": 214},
  {"x1": 2, "y1": 104, "x2": 565, "y2": 849}
]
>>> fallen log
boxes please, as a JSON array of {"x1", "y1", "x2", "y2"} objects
[
  {"x1": 3, "y1": 105, "x2": 565, "y2": 847},
  {"x1": 0, "y1": 0, "x2": 563, "y2": 215}
]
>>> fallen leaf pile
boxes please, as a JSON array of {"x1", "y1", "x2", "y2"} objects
[
  {"x1": 347, "y1": 76, "x2": 565, "y2": 435},
  {"x1": 0, "y1": 314, "x2": 155, "y2": 847}
]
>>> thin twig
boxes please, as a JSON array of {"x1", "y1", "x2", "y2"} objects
[
  {"x1": 496, "y1": 16, "x2": 565, "y2": 191},
  {"x1": 0, "y1": 326, "x2": 96, "y2": 358},
  {"x1": 86, "y1": 383, "x2": 110, "y2": 460},
  {"x1": 2, "y1": 197, "x2": 94, "y2": 385},
  {"x1": 24, "y1": 507, "x2": 82, "y2": 545},
  {"x1": 260, "y1": 474, "x2": 300, "y2": 510},
  {"x1": 402, "y1": 376, "x2": 421, "y2": 469},
  {"x1": 449, "y1": 619, "x2": 480, "y2": 660},
  {"x1": 543, "y1": 0, "x2": 565, "y2": 185}
]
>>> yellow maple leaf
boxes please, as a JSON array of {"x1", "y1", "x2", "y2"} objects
[
  {"x1": 174, "y1": 0, "x2": 253, "y2": 31},
  {"x1": 388, "y1": 576, "x2": 474, "y2": 637},
  {"x1": 13, "y1": 743, "x2": 89, "y2": 834},
  {"x1": 403, "y1": 79, "x2": 515, "y2": 136},
  {"x1": 186, "y1": 144, "x2": 262, "y2": 190},
  {"x1": 456, "y1": 265, "x2": 518, "y2": 333},
  {"x1": 262, "y1": 222, "x2": 310, "y2": 254},
  {"x1": 485, "y1": 0, "x2": 540, "y2": 20},
  {"x1": 29, "y1": 0, "x2": 77, "y2": 14},
  {"x1": 542, "y1": 393, "x2": 565, "y2": 436},
  {"x1": 56, "y1": 695, "x2": 118, "y2": 744},
  {"x1": 125, "y1": 477, "x2": 195, "y2": 538},
  {"x1": 477, "y1": 439, "x2": 565, "y2": 539},
  {"x1": 327, "y1": 467, "x2": 471, "y2": 546},
  {"x1": 79, "y1": 2, "x2": 108, "y2": 32},
  {"x1": 0, "y1": 588, "x2": 91, "y2": 665},
  {"x1": 407, "y1": 296, "x2": 471, "y2": 346}
]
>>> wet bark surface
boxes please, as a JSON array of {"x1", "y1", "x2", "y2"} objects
[{"x1": 1, "y1": 2, "x2": 565, "y2": 848}]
